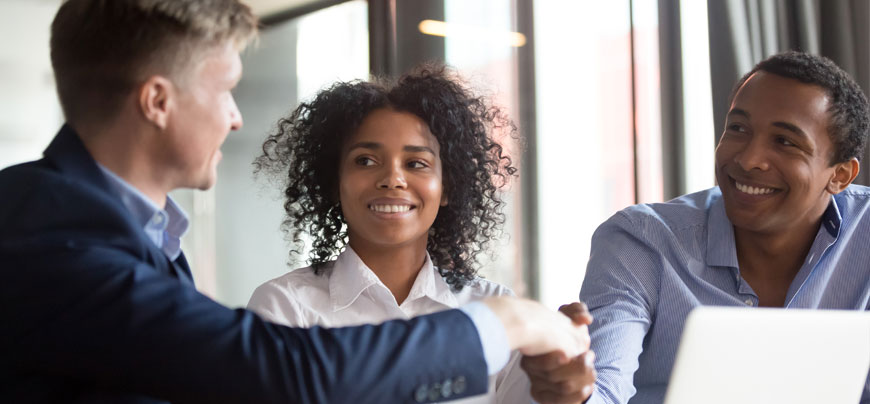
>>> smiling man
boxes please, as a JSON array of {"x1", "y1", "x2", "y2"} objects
[{"x1": 522, "y1": 51, "x2": 870, "y2": 404}]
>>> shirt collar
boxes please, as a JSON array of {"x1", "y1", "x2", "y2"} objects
[
  {"x1": 705, "y1": 191, "x2": 842, "y2": 268},
  {"x1": 821, "y1": 195, "x2": 842, "y2": 238},
  {"x1": 96, "y1": 164, "x2": 189, "y2": 260},
  {"x1": 329, "y1": 247, "x2": 459, "y2": 312},
  {"x1": 160, "y1": 198, "x2": 189, "y2": 260},
  {"x1": 705, "y1": 194, "x2": 739, "y2": 268},
  {"x1": 405, "y1": 254, "x2": 460, "y2": 309}
]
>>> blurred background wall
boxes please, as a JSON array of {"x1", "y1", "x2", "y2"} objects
[{"x1": 1, "y1": 0, "x2": 867, "y2": 309}]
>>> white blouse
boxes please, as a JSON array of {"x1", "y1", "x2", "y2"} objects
[{"x1": 248, "y1": 247, "x2": 531, "y2": 404}]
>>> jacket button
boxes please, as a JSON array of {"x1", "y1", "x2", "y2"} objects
[
  {"x1": 453, "y1": 376, "x2": 467, "y2": 395},
  {"x1": 441, "y1": 379, "x2": 453, "y2": 399},
  {"x1": 415, "y1": 384, "x2": 428, "y2": 403},
  {"x1": 428, "y1": 383, "x2": 442, "y2": 401}
]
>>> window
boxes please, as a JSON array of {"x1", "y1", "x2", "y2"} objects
[
  {"x1": 533, "y1": 1, "x2": 638, "y2": 307},
  {"x1": 0, "y1": 0, "x2": 63, "y2": 169}
]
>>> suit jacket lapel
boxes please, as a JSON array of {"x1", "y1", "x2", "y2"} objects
[
  {"x1": 171, "y1": 252, "x2": 195, "y2": 286},
  {"x1": 43, "y1": 125, "x2": 194, "y2": 286}
]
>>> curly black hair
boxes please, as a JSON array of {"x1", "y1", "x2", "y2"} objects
[
  {"x1": 255, "y1": 64, "x2": 519, "y2": 289},
  {"x1": 729, "y1": 51, "x2": 870, "y2": 164}
]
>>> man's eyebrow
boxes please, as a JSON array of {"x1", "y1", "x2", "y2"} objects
[
  {"x1": 404, "y1": 145, "x2": 436, "y2": 155},
  {"x1": 727, "y1": 108, "x2": 808, "y2": 139},
  {"x1": 727, "y1": 108, "x2": 750, "y2": 119},
  {"x1": 772, "y1": 121, "x2": 808, "y2": 139}
]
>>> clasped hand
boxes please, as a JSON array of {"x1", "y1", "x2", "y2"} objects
[
  {"x1": 522, "y1": 303, "x2": 597, "y2": 404},
  {"x1": 482, "y1": 298, "x2": 596, "y2": 403}
]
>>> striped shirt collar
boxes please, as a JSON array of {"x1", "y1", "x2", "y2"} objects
[{"x1": 704, "y1": 193, "x2": 841, "y2": 269}]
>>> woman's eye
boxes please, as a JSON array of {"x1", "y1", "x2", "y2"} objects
[
  {"x1": 408, "y1": 160, "x2": 429, "y2": 169},
  {"x1": 355, "y1": 156, "x2": 376, "y2": 166}
]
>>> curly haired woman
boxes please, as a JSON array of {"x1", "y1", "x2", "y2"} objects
[{"x1": 247, "y1": 64, "x2": 530, "y2": 403}]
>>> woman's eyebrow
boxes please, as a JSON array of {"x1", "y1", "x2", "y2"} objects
[
  {"x1": 346, "y1": 142, "x2": 435, "y2": 156},
  {"x1": 346, "y1": 141, "x2": 381, "y2": 152},
  {"x1": 404, "y1": 145, "x2": 436, "y2": 155}
]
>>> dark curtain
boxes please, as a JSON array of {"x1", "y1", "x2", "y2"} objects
[
  {"x1": 707, "y1": 0, "x2": 870, "y2": 184},
  {"x1": 659, "y1": 0, "x2": 686, "y2": 199}
]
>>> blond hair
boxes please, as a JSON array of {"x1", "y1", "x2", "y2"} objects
[{"x1": 50, "y1": 0, "x2": 258, "y2": 126}]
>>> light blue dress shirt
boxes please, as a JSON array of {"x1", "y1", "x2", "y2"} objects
[
  {"x1": 97, "y1": 164, "x2": 189, "y2": 260},
  {"x1": 581, "y1": 185, "x2": 870, "y2": 404},
  {"x1": 459, "y1": 301, "x2": 511, "y2": 375}
]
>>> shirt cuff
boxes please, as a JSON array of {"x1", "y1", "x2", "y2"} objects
[{"x1": 459, "y1": 301, "x2": 511, "y2": 375}]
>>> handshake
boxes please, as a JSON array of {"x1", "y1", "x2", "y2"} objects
[{"x1": 484, "y1": 297, "x2": 597, "y2": 404}]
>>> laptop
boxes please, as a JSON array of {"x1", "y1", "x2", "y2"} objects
[{"x1": 664, "y1": 307, "x2": 870, "y2": 404}]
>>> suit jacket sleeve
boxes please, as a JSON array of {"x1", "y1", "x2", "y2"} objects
[{"x1": 0, "y1": 169, "x2": 488, "y2": 404}]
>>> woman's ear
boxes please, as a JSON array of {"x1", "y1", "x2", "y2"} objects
[
  {"x1": 138, "y1": 75, "x2": 174, "y2": 130},
  {"x1": 827, "y1": 158, "x2": 859, "y2": 194}
]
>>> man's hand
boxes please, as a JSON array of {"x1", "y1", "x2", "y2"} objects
[
  {"x1": 521, "y1": 302, "x2": 597, "y2": 404},
  {"x1": 482, "y1": 297, "x2": 591, "y2": 358}
]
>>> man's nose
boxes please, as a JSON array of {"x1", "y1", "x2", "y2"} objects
[
  {"x1": 229, "y1": 97, "x2": 243, "y2": 131},
  {"x1": 734, "y1": 137, "x2": 770, "y2": 172}
]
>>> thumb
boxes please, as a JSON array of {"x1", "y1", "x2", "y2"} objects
[{"x1": 559, "y1": 302, "x2": 594, "y2": 326}]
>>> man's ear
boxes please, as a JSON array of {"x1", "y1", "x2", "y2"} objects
[
  {"x1": 138, "y1": 75, "x2": 174, "y2": 130},
  {"x1": 827, "y1": 158, "x2": 859, "y2": 194}
]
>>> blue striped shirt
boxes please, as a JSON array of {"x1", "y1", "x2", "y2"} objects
[{"x1": 580, "y1": 185, "x2": 870, "y2": 404}]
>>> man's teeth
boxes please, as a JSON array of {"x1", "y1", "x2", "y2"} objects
[
  {"x1": 369, "y1": 204, "x2": 411, "y2": 213},
  {"x1": 735, "y1": 181, "x2": 775, "y2": 195}
]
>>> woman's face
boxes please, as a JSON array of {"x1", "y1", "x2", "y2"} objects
[{"x1": 338, "y1": 108, "x2": 447, "y2": 251}]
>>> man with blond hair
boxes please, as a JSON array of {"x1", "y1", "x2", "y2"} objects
[{"x1": 0, "y1": 1, "x2": 590, "y2": 403}]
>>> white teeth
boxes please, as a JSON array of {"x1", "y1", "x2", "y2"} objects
[
  {"x1": 369, "y1": 204, "x2": 411, "y2": 213},
  {"x1": 735, "y1": 181, "x2": 775, "y2": 195}
]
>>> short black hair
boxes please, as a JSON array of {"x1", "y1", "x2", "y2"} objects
[
  {"x1": 729, "y1": 51, "x2": 869, "y2": 164},
  {"x1": 255, "y1": 64, "x2": 518, "y2": 289}
]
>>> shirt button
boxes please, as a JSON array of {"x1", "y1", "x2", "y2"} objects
[
  {"x1": 414, "y1": 384, "x2": 428, "y2": 403},
  {"x1": 152, "y1": 214, "x2": 164, "y2": 225},
  {"x1": 744, "y1": 299, "x2": 754, "y2": 306}
]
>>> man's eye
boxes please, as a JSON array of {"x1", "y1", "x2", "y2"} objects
[
  {"x1": 727, "y1": 123, "x2": 747, "y2": 133},
  {"x1": 776, "y1": 136, "x2": 796, "y2": 147}
]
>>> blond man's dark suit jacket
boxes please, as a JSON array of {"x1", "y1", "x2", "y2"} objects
[{"x1": 0, "y1": 125, "x2": 487, "y2": 404}]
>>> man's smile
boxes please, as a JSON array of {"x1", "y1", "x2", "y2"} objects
[{"x1": 734, "y1": 180, "x2": 776, "y2": 195}]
